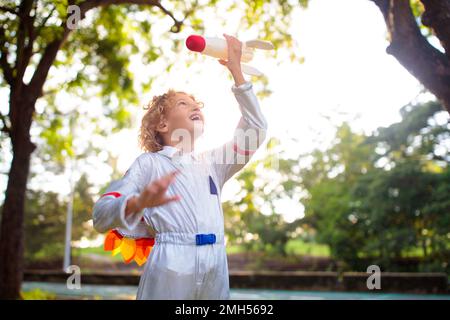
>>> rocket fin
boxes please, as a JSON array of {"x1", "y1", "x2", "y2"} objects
[
  {"x1": 245, "y1": 39, "x2": 275, "y2": 50},
  {"x1": 241, "y1": 63, "x2": 264, "y2": 77}
]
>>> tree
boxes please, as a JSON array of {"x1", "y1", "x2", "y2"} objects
[
  {"x1": 0, "y1": 0, "x2": 196, "y2": 300},
  {"x1": 0, "y1": 0, "x2": 304, "y2": 299},
  {"x1": 370, "y1": 0, "x2": 450, "y2": 113},
  {"x1": 223, "y1": 141, "x2": 303, "y2": 256},
  {"x1": 352, "y1": 161, "x2": 450, "y2": 271},
  {"x1": 299, "y1": 123, "x2": 377, "y2": 264},
  {"x1": 353, "y1": 100, "x2": 450, "y2": 269},
  {"x1": 300, "y1": 101, "x2": 450, "y2": 271}
]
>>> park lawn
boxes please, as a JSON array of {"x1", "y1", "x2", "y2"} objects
[
  {"x1": 73, "y1": 245, "x2": 110, "y2": 256},
  {"x1": 21, "y1": 288, "x2": 56, "y2": 300},
  {"x1": 226, "y1": 239, "x2": 331, "y2": 257},
  {"x1": 75, "y1": 239, "x2": 331, "y2": 259},
  {"x1": 72, "y1": 245, "x2": 123, "y2": 262},
  {"x1": 285, "y1": 239, "x2": 331, "y2": 257}
]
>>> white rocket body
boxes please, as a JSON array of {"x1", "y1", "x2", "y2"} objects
[
  {"x1": 201, "y1": 37, "x2": 254, "y2": 63},
  {"x1": 185, "y1": 35, "x2": 274, "y2": 76}
]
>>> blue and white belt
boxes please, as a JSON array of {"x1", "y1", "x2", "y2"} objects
[{"x1": 155, "y1": 232, "x2": 224, "y2": 245}]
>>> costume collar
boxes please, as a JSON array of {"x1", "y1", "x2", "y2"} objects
[{"x1": 157, "y1": 145, "x2": 199, "y2": 160}]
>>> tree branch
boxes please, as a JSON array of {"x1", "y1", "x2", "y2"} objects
[
  {"x1": 15, "y1": 0, "x2": 36, "y2": 87},
  {"x1": 154, "y1": 1, "x2": 183, "y2": 32},
  {"x1": 420, "y1": 0, "x2": 450, "y2": 59},
  {"x1": 371, "y1": 0, "x2": 450, "y2": 113},
  {"x1": 181, "y1": 0, "x2": 198, "y2": 23},
  {"x1": 0, "y1": 27, "x2": 14, "y2": 86},
  {"x1": 27, "y1": 33, "x2": 70, "y2": 100},
  {"x1": 0, "y1": 6, "x2": 20, "y2": 16},
  {"x1": 28, "y1": 0, "x2": 185, "y2": 101},
  {"x1": 77, "y1": 0, "x2": 183, "y2": 32},
  {"x1": 77, "y1": 0, "x2": 159, "y2": 18},
  {"x1": 0, "y1": 112, "x2": 11, "y2": 135},
  {"x1": 36, "y1": 5, "x2": 56, "y2": 36}
]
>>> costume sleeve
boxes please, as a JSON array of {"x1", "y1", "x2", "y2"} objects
[
  {"x1": 205, "y1": 81, "x2": 268, "y2": 189},
  {"x1": 92, "y1": 154, "x2": 152, "y2": 234}
]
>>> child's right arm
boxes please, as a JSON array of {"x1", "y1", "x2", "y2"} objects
[{"x1": 92, "y1": 155, "x2": 179, "y2": 233}]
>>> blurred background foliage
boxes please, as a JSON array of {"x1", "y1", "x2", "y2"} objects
[{"x1": 224, "y1": 100, "x2": 449, "y2": 273}]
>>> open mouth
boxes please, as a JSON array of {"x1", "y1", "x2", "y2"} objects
[{"x1": 189, "y1": 114, "x2": 202, "y2": 121}]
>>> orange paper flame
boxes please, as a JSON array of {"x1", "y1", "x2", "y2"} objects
[{"x1": 104, "y1": 229, "x2": 155, "y2": 266}]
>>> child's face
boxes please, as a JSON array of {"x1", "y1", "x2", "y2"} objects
[{"x1": 163, "y1": 92, "x2": 205, "y2": 145}]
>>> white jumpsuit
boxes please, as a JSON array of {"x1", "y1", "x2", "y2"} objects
[{"x1": 92, "y1": 81, "x2": 268, "y2": 299}]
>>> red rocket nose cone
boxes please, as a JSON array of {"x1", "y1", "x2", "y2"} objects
[{"x1": 186, "y1": 35, "x2": 206, "y2": 52}]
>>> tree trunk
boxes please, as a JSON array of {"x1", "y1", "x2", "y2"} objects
[
  {"x1": 421, "y1": 238, "x2": 427, "y2": 258},
  {"x1": 0, "y1": 92, "x2": 36, "y2": 299}
]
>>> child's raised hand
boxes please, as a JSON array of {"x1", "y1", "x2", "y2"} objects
[
  {"x1": 218, "y1": 33, "x2": 242, "y2": 73},
  {"x1": 126, "y1": 171, "x2": 181, "y2": 216},
  {"x1": 218, "y1": 33, "x2": 246, "y2": 86}
]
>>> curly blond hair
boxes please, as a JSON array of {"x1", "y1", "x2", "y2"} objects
[{"x1": 139, "y1": 89, "x2": 201, "y2": 152}]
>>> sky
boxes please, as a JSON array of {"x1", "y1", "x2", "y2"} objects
[{"x1": 0, "y1": 0, "x2": 428, "y2": 225}]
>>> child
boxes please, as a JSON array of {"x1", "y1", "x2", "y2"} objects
[{"x1": 93, "y1": 34, "x2": 268, "y2": 299}]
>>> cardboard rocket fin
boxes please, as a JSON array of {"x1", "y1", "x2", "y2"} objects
[
  {"x1": 241, "y1": 63, "x2": 264, "y2": 76},
  {"x1": 245, "y1": 39, "x2": 275, "y2": 50}
]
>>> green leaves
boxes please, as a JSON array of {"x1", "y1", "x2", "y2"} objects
[
  {"x1": 224, "y1": 137, "x2": 304, "y2": 256},
  {"x1": 299, "y1": 101, "x2": 449, "y2": 271},
  {"x1": 38, "y1": 113, "x2": 74, "y2": 168},
  {"x1": 369, "y1": 101, "x2": 447, "y2": 162},
  {"x1": 107, "y1": 104, "x2": 132, "y2": 132}
]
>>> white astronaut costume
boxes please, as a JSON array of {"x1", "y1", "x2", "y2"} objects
[{"x1": 92, "y1": 81, "x2": 267, "y2": 299}]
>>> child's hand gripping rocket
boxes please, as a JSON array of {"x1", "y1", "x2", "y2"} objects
[{"x1": 185, "y1": 34, "x2": 274, "y2": 76}]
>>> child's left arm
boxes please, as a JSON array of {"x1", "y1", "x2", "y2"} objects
[
  {"x1": 207, "y1": 34, "x2": 268, "y2": 188},
  {"x1": 206, "y1": 80, "x2": 268, "y2": 189}
]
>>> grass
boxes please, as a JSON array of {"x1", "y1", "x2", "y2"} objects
[
  {"x1": 226, "y1": 239, "x2": 331, "y2": 257},
  {"x1": 73, "y1": 245, "x2": 109, "y2": 256},
  {"x1": 21, "y1": 288, "x2": 56, "y2": 300},
  {"x1": 226, "y1": 244, "x2": 249, "y2": 254},
  {"x1": 72, "y1": 239, "x2": 331, "y2": 264},
  {"x1": 285, "y1": 239, "x2": 331, "y2": 257},
  {"x1": 72, "y1": 245, "x2": 124, "y2": 262}
]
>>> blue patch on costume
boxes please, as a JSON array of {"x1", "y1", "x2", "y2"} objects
[{"x1": 209, "y1": 175, "x2": 218, "y2": 195}]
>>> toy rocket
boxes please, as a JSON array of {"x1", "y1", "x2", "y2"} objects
[{"x1": 185, "y1": 35, "x2": 274, "y2": 76}]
